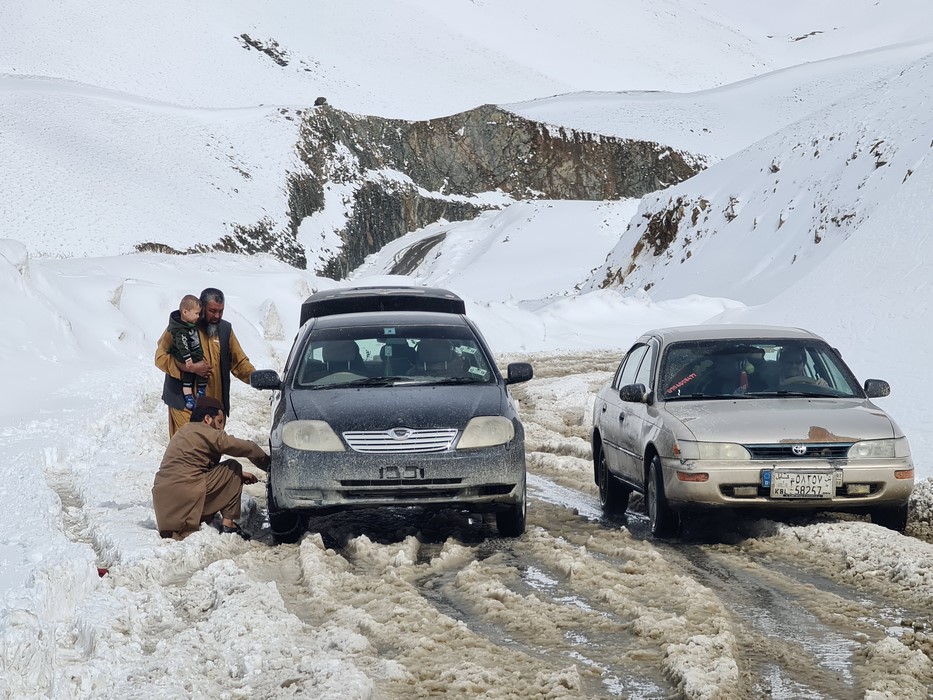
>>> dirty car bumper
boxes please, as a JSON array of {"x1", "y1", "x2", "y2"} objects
[
  {"x1": 271, "y1": 441, "x2": 526, "y2": 513},
  {"x1": 660, "y1": 456, "x2": 914, "y2": 509}
]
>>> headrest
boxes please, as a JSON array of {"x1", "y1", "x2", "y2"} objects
[
  {"x1": 416, "y1": 339, "x2": 453, "y2": 364},
  {"x1": 381, "y1": 342, "x2": 416, "y2": 360},
  {"x1": 322, "y1": 340, "x2": 359, "y2": 364}
]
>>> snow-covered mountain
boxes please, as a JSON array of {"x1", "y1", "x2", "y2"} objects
[
  {"x1": 4, "y1": 0, "x2": 932, "y2": 265},
  {"x1": 585, "y1": 53, "x2": 933, "y2": 304}
]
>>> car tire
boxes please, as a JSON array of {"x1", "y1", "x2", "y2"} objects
[
  {"x1": 646, "y1": 455, "x2": 679, "y2": 538},
  {"x1": 496, "y1": 478, "x2": 527, "y2": 537},
  {"x1": 597, "y1": 446, "x2": 631, "y2": 515},
  {"x1": 870, "y1": 503, "x2": 909, "y2": 532},
  {"x1": 266, "y1": 478, "x2": 304, "y2": 544}
]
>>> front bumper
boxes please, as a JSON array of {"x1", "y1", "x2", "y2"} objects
[
  {"x1": 270, "y1": 441, "x2": 526, "y2": 513},
  {"x1": 660, "y1": 456, "x2": 914, "y2": 510}
]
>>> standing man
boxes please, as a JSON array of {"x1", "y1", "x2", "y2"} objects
[
  {"x1": 155, "y1": 287, "x2": 257, "y2": 437},
  {"x1": 152, "y1": 397, "x2": 270, "y2": 540}
]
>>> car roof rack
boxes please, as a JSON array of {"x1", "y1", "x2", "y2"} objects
[{"x1": 300, "y1": 286, "x2": 466, "y2": 325}]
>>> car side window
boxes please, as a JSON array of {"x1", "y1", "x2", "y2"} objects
[
  {"x1": 614, "y1": 344, "x2": 649, "y2": 389},
  {"x1": 634, "y1": 343, "x2": 655, "y2": 389}
]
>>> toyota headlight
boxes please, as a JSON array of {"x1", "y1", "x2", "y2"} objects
[
  {"x1": 458, "y1": 416, "x2": 515, "y2": 449},
  {"x1": 676, "y1": 441, "x2": 750, "y2": 461},
  {"x1": 282, "y1": 420, "x2": 346, "y2": 452},
  {"x1": 847, "y1": 437, "x2": 910, "y2": 460}
]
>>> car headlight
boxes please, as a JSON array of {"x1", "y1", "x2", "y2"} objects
[
  {"x1": 458, "y1": 416, "x2": 515, "y2": 449},
  {"x1": 675, "y1": 441, "x2": 750, "y2": 461},
  {"x1": 847, "y1": 437, "x2": 910, "y2": 460},
  {"x1": 282, "y1": 420, "x2": 346, "y2": 452}
]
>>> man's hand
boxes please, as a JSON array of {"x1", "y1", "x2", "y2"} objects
[
  {"x1": 187, "y1": 360, "x2": 213, "y2": 379},
  {"x1": 241, "y1": 471, "x2": 258, "y2": 485}
]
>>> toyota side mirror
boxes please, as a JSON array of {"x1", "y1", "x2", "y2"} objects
[
  {"x1": 505, "y1": 362, "x2": 534, "y2": 385},
  {"x1": 250, "y1": 369, "x2": 282, "y2": 390},
  {"x1": 864, "y1": 378, "x2": 890, "y2": 398}
]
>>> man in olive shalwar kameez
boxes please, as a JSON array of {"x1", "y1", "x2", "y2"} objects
[{"x1": 152, "y1": 397, "x2": 270, "y2": 540}]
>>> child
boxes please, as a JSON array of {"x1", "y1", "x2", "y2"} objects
[{"x1": 167, "y1": 294, "x2": 206, "y2": 410}]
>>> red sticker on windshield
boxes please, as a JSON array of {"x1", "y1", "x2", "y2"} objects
[{"x1": 666, "y1": 372, "x2": 697, "y2": 394}]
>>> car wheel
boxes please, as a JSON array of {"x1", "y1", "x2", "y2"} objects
[
  {"x1": 870, "y1": 503, "x2": 909, "y2": 532},
  {"x1": 597, "y1": 447, "x2": 631, "y2": 515},
  {"x1": 496, "y1": 478, "x2": 527, "y2": 537},
  {"x1": 646, "y1": 455, "x2": 679, "y2": 538},
  {"x1": 266, "y1": 477, "x2": 304, "y2": 544}
]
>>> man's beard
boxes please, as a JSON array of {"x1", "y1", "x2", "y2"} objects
[{"x1": 205, "y1": 322, "x2": 219, "y2": 338}]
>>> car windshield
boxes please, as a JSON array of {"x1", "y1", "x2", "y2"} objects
[
  {"x1": 293, "y1": 325, "x2": 496, "y2": 388},
  {"x1": 659, "y1": 338, "x2": 863, "y2": 400}
]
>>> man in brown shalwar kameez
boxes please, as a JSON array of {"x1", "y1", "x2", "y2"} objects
[{"x1": 152, "y1": 397, "x2": 270, "y2": 540}]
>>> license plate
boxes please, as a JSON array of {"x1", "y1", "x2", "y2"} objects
[
  {"x1": 769, "y1": 470, "x2": 834, "y2": 499},
  {"x1": 380, "y1": 466, "x2": 424, "y2": 480}
]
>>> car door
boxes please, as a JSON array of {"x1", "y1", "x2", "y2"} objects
[
  {"x1": 597, "y1": 343, "x2": 649, "y2": 482},
  {"x1": 615, "y1": 340, "x2": 658, "y2": 486}
]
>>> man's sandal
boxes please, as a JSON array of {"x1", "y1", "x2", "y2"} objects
[{"x1": 220, "y1": 523, "x2": 251, "y2": 540}]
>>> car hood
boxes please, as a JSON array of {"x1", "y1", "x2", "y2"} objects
[
  {"x1": 664, "y1": 398, "x2": 896, "y2": 443},
  {"x1": 286, "y1": 384, "x2": 505, "y2": 432}
]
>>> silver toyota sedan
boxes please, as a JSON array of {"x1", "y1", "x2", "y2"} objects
[{"x1": 591, "y1": 325, "x2": 914, "y2": 536}]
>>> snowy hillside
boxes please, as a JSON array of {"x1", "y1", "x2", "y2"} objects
[
  {"x1": 5, "y1": 1, "x2": 933, "y2": 262},
  {"x1": 585, "y1": 52, "x2": 933, "y2": 304},
  {"x1": 8, "y1": 1, "x2": 932, "y2": 114}
]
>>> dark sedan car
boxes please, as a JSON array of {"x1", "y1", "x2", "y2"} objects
[{"x1": 251, "y1": 286, "x2": 534, "y2": 542}]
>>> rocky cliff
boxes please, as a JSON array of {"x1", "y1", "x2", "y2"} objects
[{"x1": 141, "y1": 103, "x2": 704, "y2": 277}]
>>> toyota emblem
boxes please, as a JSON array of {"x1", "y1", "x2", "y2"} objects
[
  {"x1": 791, "y1": 444, "x2": 808, "y2": 456},
  {"x1": 390, "y1": 428, "x2": 413, "y2": 441}
]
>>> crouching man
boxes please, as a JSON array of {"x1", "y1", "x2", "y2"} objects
[{"x1": 152, "y1": 396, "x2": 270, "y2": 540}]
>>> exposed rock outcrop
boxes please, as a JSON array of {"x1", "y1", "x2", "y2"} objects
[
  {"x1": 286, "y1": 104, "x2": 702, "y2": 278},
  {"x1": 143, "y1": 103, "x2": 704, "y2": 276}
]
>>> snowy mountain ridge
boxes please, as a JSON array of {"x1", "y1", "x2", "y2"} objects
[{"x1": 585, "y1": 52, "x2": 933, "y2": 304}]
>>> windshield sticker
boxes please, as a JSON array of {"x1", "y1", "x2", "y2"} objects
[
  {"x1": 666, "y1": 372, "x2": 697, "y2": 395},
  {"x1": 383, "y1": 328, "x2": 396, "y2": 335},
  {"x1": 468, "y1": 366, "x2": 488, "y2": 377},
  {"x1": 460, "y1": 346, "x2": 478, "y2": 354}
]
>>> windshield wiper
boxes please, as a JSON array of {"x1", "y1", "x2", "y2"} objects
[
  {"x1": 665, "y1": 393, "x2": 753, "y2": 401},
  {"x1": 306, "y1": 376, "x2": 414, "y2": 389},
  {"x1": 339, "y1": 376, "x2": 414, "y2": 387},
  {"x1": 428, "y1": 377, "x2": 486, "y2": 385}
]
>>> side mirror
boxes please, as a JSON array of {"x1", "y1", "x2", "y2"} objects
[
  {"x1": 505, "y1": 362, "x2": 534, "y2": 385},
  {"x1": 250, "y1": 369, "x2": 282, "y2": 390},
  {"x1": 864, "y1": 378, "x2": 890, "y2": 399},
  {"x1": 619, "y1": 383, "x2": 649, "y2": 403}
]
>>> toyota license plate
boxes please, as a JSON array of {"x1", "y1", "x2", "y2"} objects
[{"x1": 769, "y1": 470, "x2": 834, "y2": 499}]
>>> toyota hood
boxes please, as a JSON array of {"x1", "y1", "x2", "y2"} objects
[
  {"x1": 663, "y1": 398, "x2": 897, "y2": 444},
  {"x1": 286, "y1": 383, "x2": 507, "y2": 433}
]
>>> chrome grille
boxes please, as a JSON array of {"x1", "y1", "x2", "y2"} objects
[
  {"x1": 343, "y1": 428, "x2": 458, "y2": 453},
  {"x1": 745, "y1": 443, "x2": 853, "y2": 460}
]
